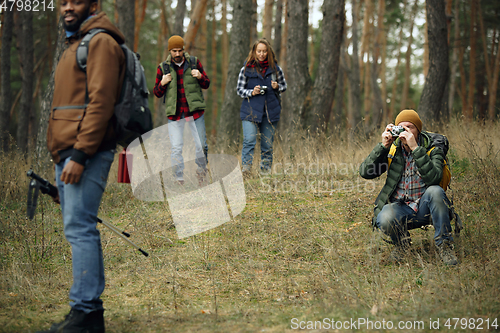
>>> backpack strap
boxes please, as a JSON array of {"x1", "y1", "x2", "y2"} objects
[
  {"x1": 160, "y1": 61, "x2": 170, "y2": 104},
  {"x1": 76, "y1": 28, "x2": 108, "y2": 72},
  {"x1": 76, "y1": 28, "x2": 110, "y2": 105},
  {"x1": 161, "y1": 61, "x2": 170, "y2": 75},
  {"x1": 387, "y1": 143, "x2": 397, "y2": 168},
  {"x1": 190, "y1": 55, "x2": 197, "y2": 70}
]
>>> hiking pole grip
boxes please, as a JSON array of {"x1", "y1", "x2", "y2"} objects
[{"x1": 27, "y1": 170, "x2": 59, "y2": 198}]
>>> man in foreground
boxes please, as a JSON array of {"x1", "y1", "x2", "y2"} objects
[
  {"x1": 38, "y1": 0, "x2": 125, "y2": 331},
  {"x1": 359, "y1": 110, "x2": 458, "y2": 265}
]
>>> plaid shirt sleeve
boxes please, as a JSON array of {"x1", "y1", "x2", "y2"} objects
[
  {"x1": 153, "y1": 65, "x2": 167, "y2": 98},
  {"x1": 196, "y1": 59, "x2": 210, "y2": 89},
  {"x1": 276, "y1": 66, "x2": 287, "y2": 92},
  {"x1": 237, "y1": 67, "x2": 253, "y2": 98}
]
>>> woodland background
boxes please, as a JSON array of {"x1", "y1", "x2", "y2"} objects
[
  {"x1": 1, "y1": 1, "x2": 500, "y2": 331},
  {"x1": 1, "y1": 0, "x2": 500, "y2": 157}
]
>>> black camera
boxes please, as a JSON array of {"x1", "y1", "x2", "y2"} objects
[
  {"x1": 259, "y1": 86, "x2": 268, "y2": 95},
  {"x1": 390, "y1": 125, "x2": 405, "y2": 137}
]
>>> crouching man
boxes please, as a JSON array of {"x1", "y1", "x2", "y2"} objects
[{"x1": 359, "y1": 109, "x2": 458, "y2": 265}]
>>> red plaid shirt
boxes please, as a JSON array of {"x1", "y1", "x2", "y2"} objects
[
  {"x1": 391, "y1": 147, "x2": 427, "y2": 212},
  {"x1": 153, "y1": 57, "x2": 210, "y2": 121}
]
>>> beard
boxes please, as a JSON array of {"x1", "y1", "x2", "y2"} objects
[
  {"x1": 173, "y1": 55, "x2": 183, "y2": 63},
  {"x1": 62, "y1": 6, "x2": 92, "y2": 32}
]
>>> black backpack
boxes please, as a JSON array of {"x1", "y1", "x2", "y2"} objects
[{"x1": 76, "y1": 28, "x2": 153, "y2": 148}]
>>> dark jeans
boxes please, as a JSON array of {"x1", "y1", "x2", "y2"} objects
[{"x1": 376, "y1": 185, "x2": 454, "y2": 246}]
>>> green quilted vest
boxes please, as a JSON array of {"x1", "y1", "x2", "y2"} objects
[{"x1": 160, "y1": 52, "x2": 206, "y2": 117}]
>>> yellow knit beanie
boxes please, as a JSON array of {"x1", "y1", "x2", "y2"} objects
[
  {"x1": 168, "y1": 35, "x2": 184, "y2": 51},
  {"x1": 395, "y1": 109, "x2": 422, "y2": 132}
]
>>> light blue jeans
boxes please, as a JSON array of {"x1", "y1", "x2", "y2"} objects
[
  {"x1": 241, "y1": 118, "x2": 277, "y2": 172},
  {"x1": 376, "y1": 185, "x2": 454, "y2": 246},
  {"x1": 168, "y1": 114, "x2": 208, "y2": 180},
  {"x1": 55, "y1": 150, "x2": 114, "y2": 313}
]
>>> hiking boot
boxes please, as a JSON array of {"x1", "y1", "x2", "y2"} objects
[
  {"x1": 37, "y1": 308, "x2": 105, "y2": 333},
  {"x1": 242, "y1": 165, "x2": 252, "y2": 179},
  {"x1": 436, "y1": 240, "x2": 458, "y2": 265}
]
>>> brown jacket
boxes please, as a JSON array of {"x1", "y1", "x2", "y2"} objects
[{"x1": 47, "y1": 12, "x2": 125, "y2": 164}]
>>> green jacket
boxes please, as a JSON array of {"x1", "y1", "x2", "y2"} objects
[
  {"x1": 359, "y1": 131, "x2": 446, "y2": 226},
  {"x1": 160, "y1": 52, "x2": 206, "y2": 117}
]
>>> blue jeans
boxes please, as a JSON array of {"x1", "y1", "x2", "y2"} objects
[
  {"x1": 55, "y1": 150, "x2": 114, "y2": 313},
  {"x1": 376, "y1": 185, "x2": 454, "y2": 246},
  {"x1": 241, "y1": 118, "x2": 277, "y2": 172},
  {"x1": 168, "y1": 114, "x2": 208, "y2": 180}
]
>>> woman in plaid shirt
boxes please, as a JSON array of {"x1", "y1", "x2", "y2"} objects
[{"x1": 237, "y1": 38, "x2": 286, "y2": 175}]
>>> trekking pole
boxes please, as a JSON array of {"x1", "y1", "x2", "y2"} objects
[{"x1": 26, "y1": 170, "x2": 149, "y2": 257}]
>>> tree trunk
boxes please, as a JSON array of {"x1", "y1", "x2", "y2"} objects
[
  {"x1": 377, "y1": 0, "x2": 387, "y2": 122},
  {"x1": 184, "y1": 0, "x2": 208, "y2": 53},
  {"x1": 263, "y1": 0, "x2": 274, "y2": 41},
  {"x1": 309, "y1": 0, "x2": 345, "y2": 133},
  {"x1": 221, "y1": 0, "x2": 229, "y2": 100},
  {"x1": 488, "y1": 38, "x2": 500, "y2": 120},
  {"x1": 17, "y1": 10, "x2": 34, "y2": 155},
  {"x1": 211, "y1": 0, "x2": 218, "y2": 139},
  {"x1": 35, "y1": 18, "x2": 66, "y2": 165},
  {"x1": 359, "y1": 0, "x2": 373, "y2": 95},
  {"x1": 348, "y1": 0, "x2": 362, "y2": 133},
  {"x1": 423, "y1": 9, "x2": 429, "y2": 77},
  {"x1": 418, "y1": 0, "x2": 449, "y2": 124},
  {"x1": 250, "y1": 0, "x2": 258, "y2": 44},
  {"x1": 477, "y1": 1, "x2": 499, "y2": 120},
  {"x1": 448, "y1": 0, "x2": 460, "y2": 119},
  {"x1": 273, "y1": 0, "x2": 283, "y2": 60},
  {"x1": 216, "y1": 0, "x2": 253, "y2": 150},
  {"x1": 134, "y1": 0, "x2": 148, "y2": 52},
  {"x1": 367, "y1": 0, "x2": 385, "y2": 132},
  {"x1": 308, "y1": 24, "x2": 315, "y2": 77},
  {"x1": 0, "y1": 10, "x2": 13, "y2": 152},
  {"x1": 465, "y1": 0, "x2": 477, "y2": 120},
  {"x1": 388, "y1": 0, "x2": 407, "y2": 121},
  {"x1": 280, "y1": 0, "x2": 289, "y2": 74},
  {"x1": 281, "y1": 0, "x2": 310, "y2": 131},
  {"x1": 401, "y1": 0, "x2": 418, "y2": 110},
  {"x1": 174, "y1": 0, "x2": 187, "y2": 36},
  {"x1": 116, "y1": 0, "x2": 135, "y2": 45},
  {"x1": 155, "y1": 0, "x2": 170, "y2": 127}
]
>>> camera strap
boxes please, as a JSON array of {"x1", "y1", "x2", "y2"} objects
[{"x1": 27, "y1": 179, "x2": 40, "y2": 220}]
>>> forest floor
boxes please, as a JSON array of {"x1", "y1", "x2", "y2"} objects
[{"x1": 1, "y1": 119, "x2": 499, "y2": 332}]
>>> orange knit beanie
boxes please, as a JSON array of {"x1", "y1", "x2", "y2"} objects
[
  {"x1": 395, "y1": 109, "x2": 423, "y2": 132},
  {"x1": 168, "y1": 35, "x2": 184, "y2": 51}
]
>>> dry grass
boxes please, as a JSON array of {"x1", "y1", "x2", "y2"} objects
[{"x1": 1, "y1": 119, "x2": 500, "y2": 332}]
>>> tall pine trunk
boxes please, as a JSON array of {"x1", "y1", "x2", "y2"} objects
[
  {"x1": 309, "y1": 0, "x2": 345, "y2": 133},
  {"x1": 448, "y1": 0, "x2": 460, "y2": 119},
  {"x1": 418, "y1": 0, "x2": 449, "y2": 123},
  {"x1": 273, "y1": 0, "x2": 283, "y2": 60},
  {"x1": 281, "y1": 0, "x2": 310, "y2": 131},
  {"x1": 184, "y1": 0, "x2": 208, "y2": 53},
  {"x1": 216, "y1": 0, "x2": 253, "y2": 151},
  {"x1": 35, "y1": 19, "x2": 66, "y2": 165},
  {"x1": 262, "y1": 0, "x2": 274, "y2": 40},
  {"x1": 17, "y1": 10, "x2": 34, "y2": 155},
  {"x1": 347, "y1": 0, "x2": 362, "y2": 133},
  {"x1": 116, "y1": 0, "x2": 135, "y2": 45},
  {"x1": 0, "y1": 10, "x2": 13, "y2": 152},
  {"x1": 174, "y1": 0, "x2": 187, "y2": 36}
]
